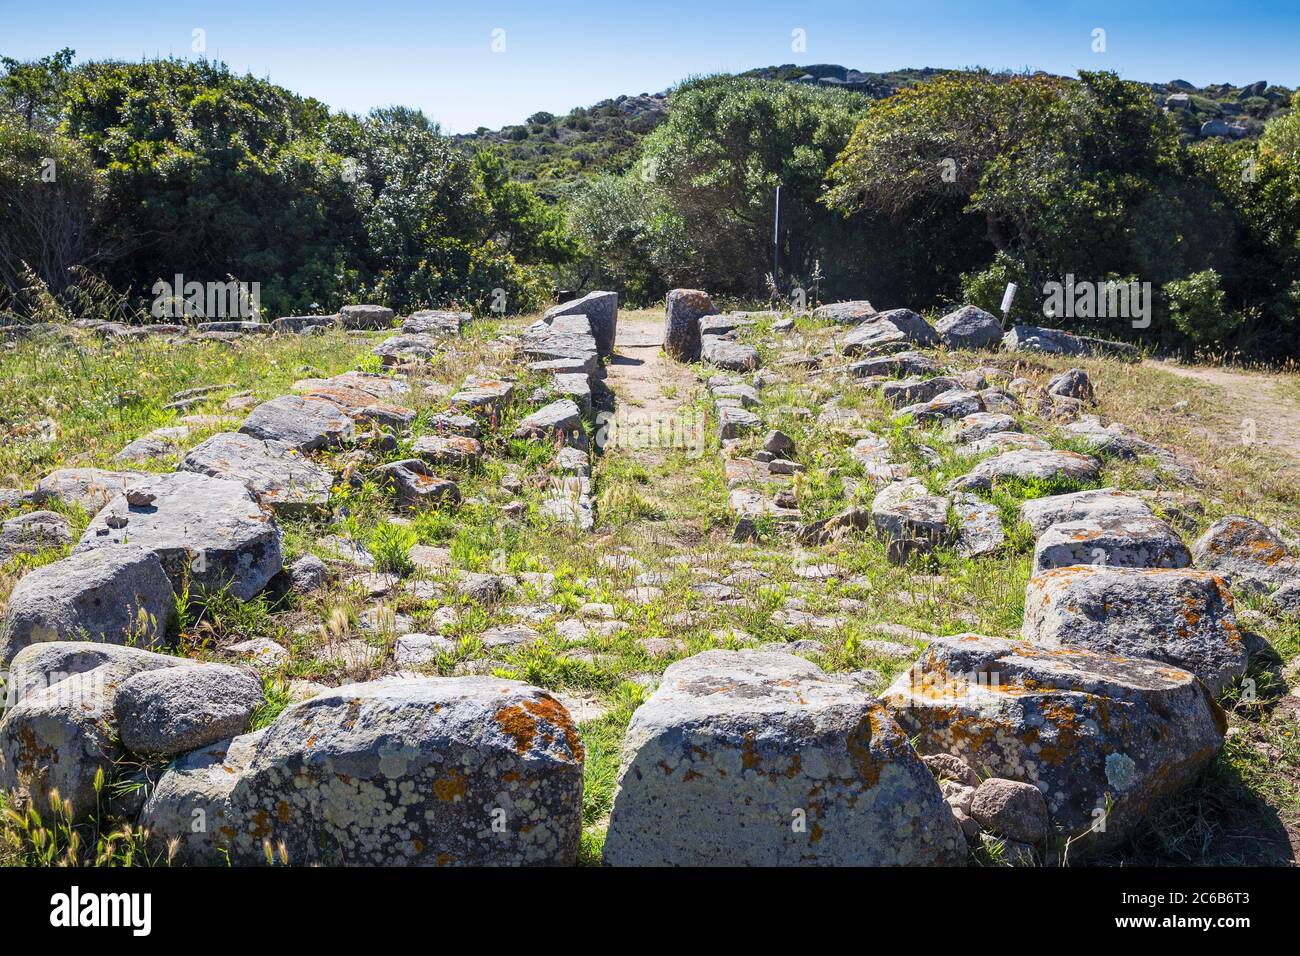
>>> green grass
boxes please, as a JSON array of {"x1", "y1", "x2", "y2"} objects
[{"x1": 1, "y1": 305, "x2": 1297, "y2": 868}]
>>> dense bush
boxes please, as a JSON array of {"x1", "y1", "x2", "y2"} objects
[{"x1": 0, "y1": 54, "x2": 567, "y2": 318}]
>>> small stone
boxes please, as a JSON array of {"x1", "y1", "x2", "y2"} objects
[{"x1": 970, "y1": 778, "x2": 1050, "y2": 843}]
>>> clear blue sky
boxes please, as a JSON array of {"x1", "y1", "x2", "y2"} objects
[{"x1": 3, "y1": 0, "x2": 1298, "y2": 133}]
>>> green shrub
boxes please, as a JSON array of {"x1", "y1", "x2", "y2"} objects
[{"x1": 1164, "y1": 269, "x2": 1239, "y2": 344}]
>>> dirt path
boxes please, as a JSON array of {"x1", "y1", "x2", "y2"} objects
[
  {"x1": 1143, "y1": 359, "x2": 1300, "y2": 472},
  {"x1": 604, "y1": 311, "x2": 688, "y2": 420}
]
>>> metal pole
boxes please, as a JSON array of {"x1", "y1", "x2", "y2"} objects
[{"x1": 773, "y1": 184, "x2": 781, "y2": 291}]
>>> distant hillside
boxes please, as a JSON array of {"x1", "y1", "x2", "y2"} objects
[
  {"x1": 456, "y1": 93, "x2": 668, "y2": 199},
  {"x1": 461, "y1": 64, "x2": 1294, "y2": 191}
]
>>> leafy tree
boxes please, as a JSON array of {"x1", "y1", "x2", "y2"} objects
[
  {"x1": 635, "y1": 76, "x2": 869, "y2": 295},
  {"x1": 0, "y1": 48, "x2": 74, "y2": 128},
  {"x1": 0, "y1": 116, "x2": 108, "y2": 295}
]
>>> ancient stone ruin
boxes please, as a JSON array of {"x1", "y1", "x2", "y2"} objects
[{"x1": 0, "y1": 293, "x2": 1284, "y2": 867}]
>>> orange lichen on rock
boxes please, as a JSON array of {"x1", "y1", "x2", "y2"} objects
[
  {"x1": 433, "y1": 768, "x2": 468, "y2": 802},
  {"x1": 494, "y1": 705, "x2": 537, "y2": 755},
  {"x1": 522, "y1": 696, "x2": 584, "y2": 762}
]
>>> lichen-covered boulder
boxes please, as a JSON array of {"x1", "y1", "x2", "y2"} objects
[
  {"x1": 1, "y1": 653, "x2": 176, "y2": 821},
  {"x1": 371, "y1": 459, "x2": 460, "y2": 511},
  {"x1": 0, "y1": 546, "x2": 175, "y2": 666},
  {"x1": 881, "y1": 375, "x2": 963, "y2": 408},
  {"x1": 76, "y1": 472, "x2": 283, "y2": 601},
  {"x1": 412, "y1": 435, "x2": 483, "y2": 467},
  {"x1": 842, "y1": 309, "x2": 938, "y2": 356},
  {"x1": 1019, "y1": 487, "x2": 1155, "y2": 536},
  {"x1": 138, "y1": 731, "x2": 264, "y2": 860},
  {"x1": 717, "y1": 404, "x2": 761, "y2": 440},
  {"x1": 142, "y1": 677, "x2": 584, "y2": 866},
  {"x1": 813, "y1": 300, "x2": 876, "y2": 325},
  {"x1": 1002, "y1": 324, "x2": 1091, "y2": 356},
  {"x1": 402, "y1": 309, "x2": 469, "y2": 335},
  {"x1": 1031, "y1": 515, "x2": 1191, "y2": 573},
  {"x1": 970, "y1": 778, "x2": 1050, "y2": 844},
  {"x1": 449, "y1": 375, "x2": 515, "y2": 414},
  {"x1": 238, "y1": 395, "x2": 354, "y2": 452},
  {"x1": 871, "y1": 478, "x2": 950, "y2": 548},
  {"x1": 4, "y1": 640, "x2": 181, "y2": 707},
  {"x1": 373, "y1": 333, "x2": 444, "y2": 366},
  {"x1": 962, "y1": 431, "x2": 1050, "y2": 454},
  {"x1": 1022, "y1": 566, "x2": 1247, "y2": 692},
  {"x1": 883, "y1": 635, "x2": 1226, "y2": 853},
  {"x1": 0, "y1": 510, "x2": 72, "y2": 562},
  {"x1": 1047, "y1": 368, "x2": 1094, "y2": 401},
  {"x1": 664, "y1": 289, "x2": 716, "y2": 361},
  {"x1": 947, "y1": 449, "x2": 1102, "y2": 492},
  {"x1": 934, "y1": 305, "x2": 1003, "y2": 349},
  {"x1": 950, "y1": 412, "x2": 1015, "y2": 444},
  {"x1": 114, "y1": 664, "x2": 265, "y2": 755},
  {"x1": 897, "y1": 388, "x2": 985, "y2": 423},
  {"x1": 338, "y1": 304, "x2": 394, "y2": 329},
  {"x1": 701, "y1": 337, "x2": 760, "y2": 372},
  {"x1": 603, "y1": 650, "x2": 966, "y2": 866},
  {"x1": 512, "y1": 399, "x2": 586, "y2": 452},
  {"x1": 179, "y1": 432, "x2": 332, "y2": 515},
  {"x1": 953, "y1": 493, "x2": 1005, "y2": 558},
  {"x1": 299, "y1": 384, "x2": 416, "y2": 430},
  {"x1": 1191, "y1": 515, "x2": 1298, "y2": 593}
]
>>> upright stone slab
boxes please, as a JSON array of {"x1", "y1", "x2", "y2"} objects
[
  {"x1": 141, "y1": 678, "x2": 585, "y2": 866},
  {"x1": 603, "y1": 650, "x2": 966, "y2": 866},
  {"x1": 664, "y1": 289, "x2": 716, "y2": 362},
  {"x1": 76, "y1": 471, "x2": 283, "y2": 601},
  {"x1": 338, "y1": 304, "x2": 395, "y2": 329},
  {"x1": 1022, "y1": 566, "x2": 1247, "y2": 692},
  {"x1": 546, "y1": 291, "x2": 618, "y2": 358},
  {"x1": 883, "y1": 635, "x2": 1226, "y2": 853},
  {"x1": 1031, "y1": 515, "x2": 1191, "y2": 573}
]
